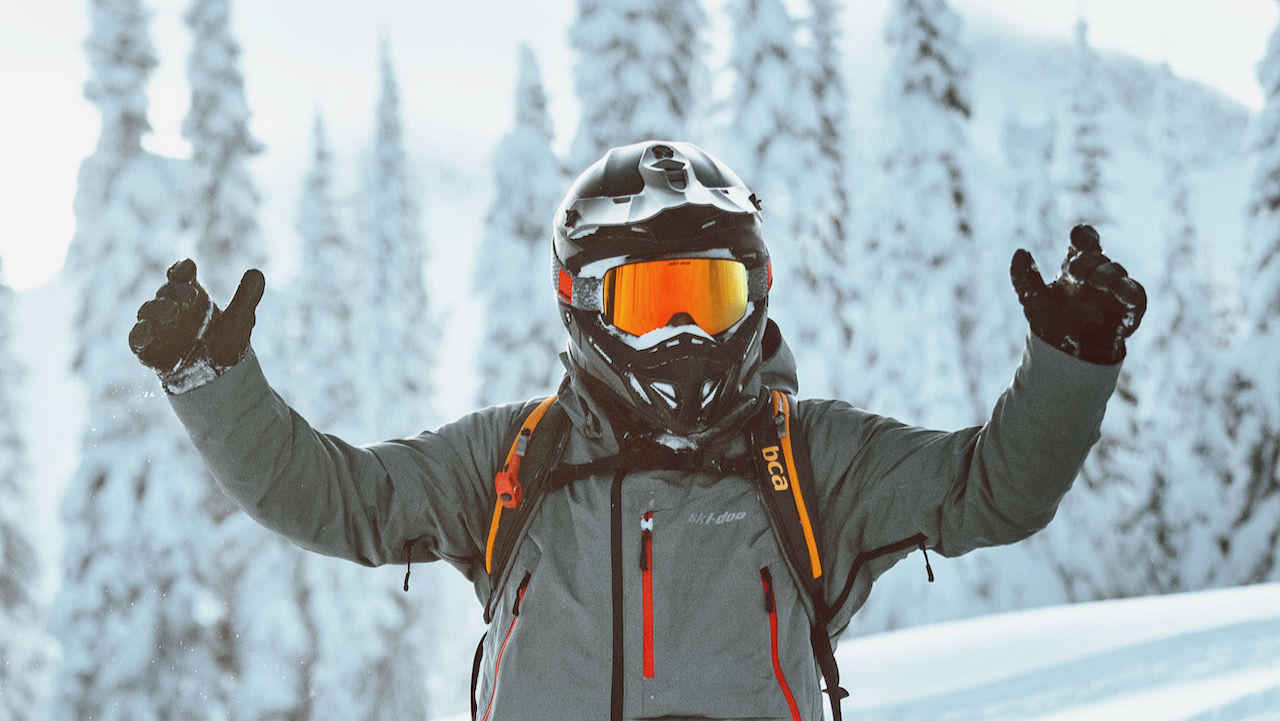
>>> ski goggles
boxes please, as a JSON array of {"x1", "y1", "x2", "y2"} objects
[{"x1": 601, "y1": 258, "x2": 751, "y2": 336}]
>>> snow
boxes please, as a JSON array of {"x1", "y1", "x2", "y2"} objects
[{"x1": 840, "y1": 583, "x2": 1280, "y2": 714}]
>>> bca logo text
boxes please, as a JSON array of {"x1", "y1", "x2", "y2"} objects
[{"x1": 760, "y1": 445, "x2": 789, "y2": 491}]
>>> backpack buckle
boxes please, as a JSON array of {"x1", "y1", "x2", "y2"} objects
[{"x1": 495, "y1": 427, "x2": 533, "y2": 508}]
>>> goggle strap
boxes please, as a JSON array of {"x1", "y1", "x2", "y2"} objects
[{"x1": 555, "y1": 265, "x2": 603, "y2": 312}]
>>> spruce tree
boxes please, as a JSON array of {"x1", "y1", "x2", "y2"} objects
[
  {"x1": 865, "y1": 0, "x2": 979, "y2": 428},
  {"x1": 182, "y1": 0, "x2": 266, "y2": 299},
  {"x1": 719, "y1": 0, "x2": 860, "y2": 399},
  {"x1": 357, "y1": 43, "x2": 465, "y2": 714},
  {"x1": 359, "y1": 41, "x2": 437, "y2": 437},
  {"x1": 290, "y1": 114, "x2": 430, "y2": 720},
  {"x1": 1062, "y1": 18, "x2": 1111, "y2": 230},
  {"x1": 183, "y1": 3, "x2": 317, "y2": 718},
  {"x1": 1001, "y1": 118, "x2": 1061, "y2": 307},
  {"x1": 1042, "y1": 20, "x2": 1153, "y2": 603},
  {"x1": 0, "y1": 264, "x2": 48, "y2": 720},
  {"x1": 55, "y1": 4, "x2": 234, "y2": 718},
  {"x1": 474, "y1": 45, "x2": 566, "y2": 406},
  {"x1": 1221, "y1": 3, "x2": 1280, "y2": 584},
  {"x1": 1135, "y1": 64, "x2": 1229, "y2": 592},
  {"x1": 790, "y1": 0, "x2": 861, "y2": 400},
  {"x1": 569, "y1": 0, "x2": 710, "y2": 168}
]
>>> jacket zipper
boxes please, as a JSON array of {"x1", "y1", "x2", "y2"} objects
[
  {"x1": 481, "y1": 572, "x2": 531, "y2": 721},
  {"x1": 640, "y1": 510, "x2": 655, "y2": 678},
  {"x1": 609, "y1": 467, "x2": 626, "y2": 721},
  {"x1": 761, "y1": 568, "x2": 802, "y2": 721}
]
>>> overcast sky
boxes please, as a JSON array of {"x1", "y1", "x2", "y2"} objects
[{"x1": 2, "y1": 0, "x2": 1276, "y2": 292}]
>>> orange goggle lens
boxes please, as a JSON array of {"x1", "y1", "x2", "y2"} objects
[{"x1": 602, "y1": 258, "x2": 749, "y2": 337}]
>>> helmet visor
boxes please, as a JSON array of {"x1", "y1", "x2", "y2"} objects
[{"x1": 602, "y1": 258, "x2": 749, "y2": 337}]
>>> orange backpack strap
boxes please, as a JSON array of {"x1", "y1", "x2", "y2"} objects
[
  {"x1": 752, "y1": 389, "x2": 849, "y2": 720},
  {"x1": 753, "y1": 390, "x2": 825, "y2": 591},
  {"x1": 482, "y1": 395, "x2": 570, "y2": 623}
]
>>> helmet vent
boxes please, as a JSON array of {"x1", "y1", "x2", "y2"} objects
[
  {"x1": 650, "y1": 157, "x2": 688, "y2": 191},
  {"x1": 650, "y1": 381, "x2": 678, "y2": 408},
  {"x1": 700, "y1": 380, "x2": 719, "y2": 407}
]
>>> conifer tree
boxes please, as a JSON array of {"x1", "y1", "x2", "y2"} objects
[
  {"x1": 1134, "y1": 64, "x2": 1230, "y2": 592},
  {"x1": 1062, "y1": 18, "x2": 1111, "y2": 230},
  {"x1": 790, "y1": 0, "x2": 861, "y2": 399},
  {"x1": 1221, "y1": 4, "x2": 1280, "y2": 584},
  {"x1": 357, "y1": 43, "x2": 464, "y2": 714},
  {"x1": 569, "y1": 0, "x2": 710, "y2": 168},
  {"x1": 55, "y1": 3, "x2": 234, "y2": 718},
  {"x1": 0, "y1": 264, "x2": 48, "y2": 721},
  {"x1": 359, "y1": 41, "x2": 437, "y2": 437},
  {"x1": 864, "y1": 0, "x2": 979, "y2": 428},
  {"x1": 182, "y1": 0, "x2": 266, "y2": 301},
  {"x1": 290, "y1": 114, "x2": 430, "y2": 720},
  {"x1": 719, "y1": 0, "x2": 860, "y2": 399},
  {"x1": 182, "y1": 4, "x2": 317, "y2": 718},
  {"x1": 1001, "y1": 118, "x2": 1061, "y2": 303},
  {"x1": 718, "y1": 0, "x2": 808, "y2": 210},
  {"x1": 474, "y1": 45, "x2": 566, "y2": 406}
]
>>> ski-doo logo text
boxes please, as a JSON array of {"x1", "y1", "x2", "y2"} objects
[
  {"x1": 688, "y1": 511, "x2": 748, "y2": 525},
  {"x1": 761, "y1": 445, "x2": 789, "y2": 490}
]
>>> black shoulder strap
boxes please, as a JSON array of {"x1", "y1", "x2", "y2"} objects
[
  {"x1": 751, "y1": 390, "x2": 849, "y2": 721},
  {"x1": 482, "y1": 396, "x2": 571, "y2": 624}
]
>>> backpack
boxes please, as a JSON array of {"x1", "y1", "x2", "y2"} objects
[{"x1": 469, "y1": 390, "x2": 935, "y2": 721}]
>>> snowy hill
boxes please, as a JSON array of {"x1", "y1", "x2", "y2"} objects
[{"x1": 840, "y1": 583, "x2": 1280, "y2": 721}]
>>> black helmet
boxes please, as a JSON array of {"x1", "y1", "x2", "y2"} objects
[{"x1": 552, "y1": 140, "x2": 771, "y2": 438}]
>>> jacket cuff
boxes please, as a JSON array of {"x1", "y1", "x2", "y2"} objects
[{"x1": 1020, "y1": 333, "x2": 1121, "y2": 411}]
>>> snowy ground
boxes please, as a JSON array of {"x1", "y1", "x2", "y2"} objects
[
  {"x1": 434, "y1": 583, "x2": 1280, "y2": 721},
  {"x1": 839, "y1": 583, "x2": 1280, "y2": 721}
]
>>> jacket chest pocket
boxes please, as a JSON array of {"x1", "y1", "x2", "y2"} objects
[{"x1": 635, "y1": 503, "x2": 814, "y2": 720}]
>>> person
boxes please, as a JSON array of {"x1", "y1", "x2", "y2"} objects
[{"x1": 129, "y1": 140, "x2": 1145, "y2": 721}]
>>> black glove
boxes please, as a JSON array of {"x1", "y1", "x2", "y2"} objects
[
  {"x1": 1010, "y1": 224, "x2": 1146, "y2": 365},
  {"x1": 129, "y1": 259, "x2": 265, "y2": 393}
]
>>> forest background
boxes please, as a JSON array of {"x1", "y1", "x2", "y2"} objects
[{"x1": 2, "y1": 0, "x2": 1280, "y2": 719}]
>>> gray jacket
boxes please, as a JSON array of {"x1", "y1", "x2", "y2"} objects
[{"x1": 169, "y1": 333, "x2": 1120, "y2": 721}]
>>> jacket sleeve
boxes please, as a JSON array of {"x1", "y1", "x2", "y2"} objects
[
  {"x1": 801, "y1": 334, "x2": 1121, "y2": 625},
  {"x1": 167, "y1": 348, "x2": 521, "y2": 571}
]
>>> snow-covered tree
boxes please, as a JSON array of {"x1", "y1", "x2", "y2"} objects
[
  {"x1": 55, "y1": 5, "x2": 233, "y2": 719},
  {"x1": 474, "y1": 45, "x2": 566, "y2": 406},
  {"x1": 182, "y1": 0, "x2": 265, "y2": 301},
  {"x1": 0, "y1": 265, "x2": 48, "y2": 721},
  {"x1": 1218, "y1": 5, "x2": 1280, "y2": 585},
  {"x1": 717, "y1": 0, "x2": 809, "y2": 215},
  {"x1": 1061, "y1": 17, "x2": 1111, "y2": 230},
  {"x1": 359, "y1": 41, "x2": 437, "y2": 437},
  {"x1": 182, "y1": 4, "x2": 320, "y2": 718},
  {"x1": 1002, "y1": 118, "x2": 1062, "y2": 292},
  {"x1": 287, "y1": 114, "x2": 431, "y2": 720},
  {"x1": 291, "y1": 115, "x2": 364, "y2": 436},
  {"x1": 718, "y1": 0, "x2": 861, "y2": 400},
  {"x1": 358, "y1": 43, "x2": 468, "y2": 714},
  {"x1": 789, "y1": 0, "x2": 862, "y2": 400},
  {"x1": 1133, "y1": 64, "x2": 1231, "y2": 593},
  {"x1": 862, "y1": 0, "x2": 979, "y2": 428},
  {"x1": 569, "y1": 0, "x2": 710, "y2": 168}
]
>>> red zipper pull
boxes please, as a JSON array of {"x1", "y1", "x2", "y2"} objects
[{"x1": 760, "y1": 567, "x2": 775, "y2": 614}]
